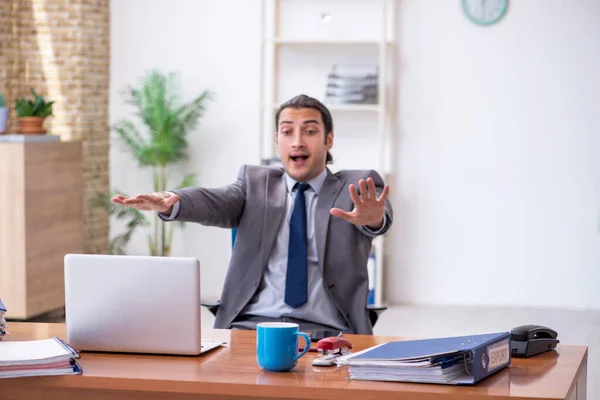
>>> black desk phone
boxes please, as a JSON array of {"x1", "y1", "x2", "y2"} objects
[{"x1": 510, "y1": 324, "x2": 559, "y2": 358}]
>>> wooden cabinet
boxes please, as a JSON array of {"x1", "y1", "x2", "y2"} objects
[{"x1": 0, "y1": 140, "x2": 84, "y2": 319}]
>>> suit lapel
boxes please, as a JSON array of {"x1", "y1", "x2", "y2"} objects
[
  {"x1": 315, "y1": 169, "x2": 345, "y2": 273},
  {"x1": 260, "y1": 169, "x2": 287, "y2": 272}
]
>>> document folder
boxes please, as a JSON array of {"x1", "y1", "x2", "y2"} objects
[
  {"x1": 0, "y1": 336, "x2": 82, "y2": 378},
  {"x1": 336, "y1": 331, "x2": 511, "y2": 385}
]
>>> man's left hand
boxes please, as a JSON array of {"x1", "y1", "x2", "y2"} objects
[{"x1": 330, "y1": 177, "x2": 390, "y2": 229}]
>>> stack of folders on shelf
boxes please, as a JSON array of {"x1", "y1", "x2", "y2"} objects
[
  {"x1": 336, "y1": 331, "x2": 511, "y2": 385},
  {"x1": 0, "y1": 299, "x2": 7, "y2": 338},
  {"x1": 324, "y1": 65, "x2": 379, "y2": 105},
  {"x1": 0, "y1": 337, "x2": 82, "y2": 378}
]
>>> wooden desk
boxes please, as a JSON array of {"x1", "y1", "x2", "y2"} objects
[{"x1": 0, "y1": 322, "x2": 587, "y2": 400}]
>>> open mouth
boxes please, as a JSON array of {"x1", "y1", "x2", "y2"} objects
[{"x1": 290, "y1": 154, "x2": 309, "y2": 166}]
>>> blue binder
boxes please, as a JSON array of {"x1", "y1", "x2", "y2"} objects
[{"x1": 339, "y1": 331, "x2": 511, "y2": 385}]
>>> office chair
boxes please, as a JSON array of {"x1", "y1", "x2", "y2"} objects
[{"x1": 201, "y1": 229, "x2": 387, "y2": 329}]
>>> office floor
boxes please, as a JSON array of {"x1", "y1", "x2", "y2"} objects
[{"x1": 22, "y1": 304, "x2": 597, "y2": 399}]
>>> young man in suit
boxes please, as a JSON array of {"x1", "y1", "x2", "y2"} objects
[{"x1": 112, "y1": 94, "x2": 393, "y2": 334}]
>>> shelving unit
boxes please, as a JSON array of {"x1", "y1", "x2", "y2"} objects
[
  {"x1": 269, "y1": 38, "x2": 392, "y2": 45},
  {"x1": 267, "y1": 103, "x2": 380, "y2": 112},
  {"x1": 258, "y1": 0, "x2": 395, "y2": 307}
]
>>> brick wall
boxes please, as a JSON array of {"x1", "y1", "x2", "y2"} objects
[
  {"x1": 0, "y1": 2, "x2": 21, "y2": 121},
  {"x1": 0, "y1": 0, "x2": 110, "y2": 254}
]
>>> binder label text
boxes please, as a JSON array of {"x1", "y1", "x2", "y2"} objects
[{"x1": 487, "y1": 338, "x2": 509, "y2": 371}]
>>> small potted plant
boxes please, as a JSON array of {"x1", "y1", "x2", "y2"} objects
[
  {"x1": 15, "y1": 89, "x2": 54, "y2": 134},
  {"x1": 0, "y1": 92, "x2": 8, "y2": 134}
]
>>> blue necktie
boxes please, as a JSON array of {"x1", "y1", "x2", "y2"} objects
[{"x1": 285, "y1": 182, "x2": 309, "y2": 308}]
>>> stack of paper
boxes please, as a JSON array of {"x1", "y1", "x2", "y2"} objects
[
  {"x1": 0, "y1": 337, "x2": 82, "y2": 378},
  {"x1": 324, "y1": 64, "x2": 379, "y2": 105},
  {"x1": 336, "y1": 332, "x2": 511, "y2": 385},
  {"x1": 0, "y1": 299, "x2": 6, "y2": 338}
]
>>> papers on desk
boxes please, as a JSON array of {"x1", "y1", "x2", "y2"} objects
[
  {"x1": 0, "y1": 337, "x2": 82, "y2": 378},
  {"x1": 336, "y1": 331, "x2": 511, "y2": 385},
  {"x1": 0, "y1": 299, "x2": 6, "y2": 338}
]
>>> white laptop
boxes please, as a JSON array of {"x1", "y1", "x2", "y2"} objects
[{"x1": 63, "y1": 254, "x2": 223, "y2": 356}]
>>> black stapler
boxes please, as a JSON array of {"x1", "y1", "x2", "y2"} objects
[{"x1": 510, "y1": 324, "x2": 559, "y2": 358}]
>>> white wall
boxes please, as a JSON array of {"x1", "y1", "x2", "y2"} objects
[
  {"x1": 110, "y1": 0, "x2": 261, "y2": 300},
  {"x1": 110, "y1": 0, "x2": 600, "y2": 309},
  {"x1": 389, "y1": 0, "x2": 600, "y2": 309}
]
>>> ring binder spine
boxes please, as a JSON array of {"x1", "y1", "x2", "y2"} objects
[
  {"x1": 430, "y1": 351, "x2": 473, "y2": 377},
  {"x1": 471, "y1": 337, "x2": 510, "y2": 383},
  {"x1": 429, "y1": 352, "x2": 466, "y2": 365},
  {"x1": 463, "y1": 351, "x2": 473, "y2": 377}
]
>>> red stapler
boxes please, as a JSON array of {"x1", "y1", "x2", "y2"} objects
[{"x1": 312, "y1": 336, "x2": 353, "y2": 366}]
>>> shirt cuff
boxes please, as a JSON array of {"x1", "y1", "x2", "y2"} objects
[
  {"x1": 363, "y1": 213, "x2": 388, "y2": 235},
  {"x1": 158, "y1": 191, "x2": 181, "y2": 220}
]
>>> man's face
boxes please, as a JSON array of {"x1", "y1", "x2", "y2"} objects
[{"x1": 275, "y1": 107, "x2": 333, "y2": 182}]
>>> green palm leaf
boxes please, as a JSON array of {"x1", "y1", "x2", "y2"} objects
[
  {"x1": 179, "y1": 90, "x2": 213, "y2": 133},
  {"x1": 116, "y1": 70, "x2": 212, "y2": 167},
  {"x1": 107, "y1": 70, "x2": 212, "y2": 256},
  {"x1": 112, "y1": 120, "x2": 153, "y2": 166}
]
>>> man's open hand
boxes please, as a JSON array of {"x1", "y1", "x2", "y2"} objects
[
  {"x1": 330, "y1": 177, "x2": 389, "y2": 229},
  {"x1": 111, "y1": 192, "x2": 180, "y2": 214}
]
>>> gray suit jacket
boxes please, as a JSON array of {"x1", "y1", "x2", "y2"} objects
[{"x1": 164, "y1": 165, "x2": 393, "y2": 334}]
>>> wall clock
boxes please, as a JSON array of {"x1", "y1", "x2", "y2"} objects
[{"x1": 461, "y1": 0, "x2": 508, "y2": 26}]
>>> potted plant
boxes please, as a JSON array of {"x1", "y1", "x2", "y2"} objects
[
  {"x1": 15, "y1": 89, "x2": 54, "y2": 134},
  {"x1": 0, "y1": 93, "x2": 8, "y2": 134},
  {"x1": 99, "y1": 70, "x2": 212, "y2": 256}
]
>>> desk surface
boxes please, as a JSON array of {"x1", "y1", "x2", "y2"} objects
[{"x1": 0, "y1": 322, "x2": 588, "y2": 400}]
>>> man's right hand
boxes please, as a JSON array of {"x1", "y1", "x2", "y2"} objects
[{"x1": 111, "y1": 192, "x2": 180, "y2": 214}]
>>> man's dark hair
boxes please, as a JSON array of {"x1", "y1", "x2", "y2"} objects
[{"x1": 275, "y1": 94, "x2": 333, "y2": 164}]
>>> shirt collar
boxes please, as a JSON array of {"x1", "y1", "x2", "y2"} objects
[{"x1": 285, "y1": 168, "x2": 328, "y2": 195}]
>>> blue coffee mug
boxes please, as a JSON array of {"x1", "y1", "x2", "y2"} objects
[{"x1": 256, "y1": 322, "x2": 311, "y2": 372}]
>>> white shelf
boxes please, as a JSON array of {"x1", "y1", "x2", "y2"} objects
[
  {"x1": 267, "y1": 103, "x2": 380, "y2": 112},
  {"x1": 267, "y1": 38, "x2": 392, "y2": 45}
]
